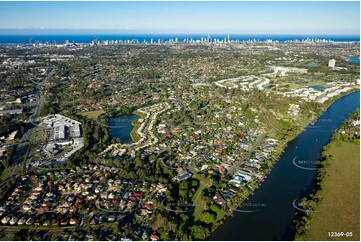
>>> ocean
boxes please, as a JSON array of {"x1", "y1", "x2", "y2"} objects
[{"x1": 0, "y1": 34, "x2": 359, "y2": 44}]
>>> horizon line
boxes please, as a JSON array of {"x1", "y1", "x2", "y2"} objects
[{"x1": 0, "y1": 32, "x2": 359, "y2": 36}]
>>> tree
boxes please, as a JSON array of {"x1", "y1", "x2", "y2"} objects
[
  {"x1": 191, "y1": 225, "x2": 208, "y2": 240},
  {"x1": 210, "y1": 204, "x2": 221, "y2": 214},
  {"x1": 179, "y1": 181, "x2": 188, "y2": 190},
  {"x1": 191, "y1": 179, "x2": 199, "y2": 188},
  {"x1": 179, "y1": 189, "x2": 187, "y2": 199},
  {"x1": 199, "y1": 211, "x2": 216, "y2": 225}
]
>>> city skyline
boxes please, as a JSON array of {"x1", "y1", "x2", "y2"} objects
[{"x1": 0, "y1": 1, "x2": 359, "y2": 35}]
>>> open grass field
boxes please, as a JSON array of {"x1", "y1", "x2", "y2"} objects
[
  {"x1": 130, "y1": 118, "x2": 142, "y2": 142},
  {"x1": 130, "y1": 111, "x2": 145, "y2": 142},
  {"x1": 264, "y1": 110, "x2": 281, "y2": 131},
  {"x1": 192, "y1": 174, "x2": 212, "y2": 220},
  {"x1": 78, "y1": 110, "x2": 105, "y2": 119},
  {"x1": 305, "y1": 142, "x2": 360, "y2": 241}
]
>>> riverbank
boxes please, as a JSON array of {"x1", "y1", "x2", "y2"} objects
[
  {"x1": 302, "y1": 142, "x2": 359, "y2": 240},
  {"x1": 209, "y1": 90, "x2": 360, "y2": 240},
  {"x1": 294, "y1": 108, "x2": 360, "y2": 240},
  {"x1": 207, "y1": 108, "x2": 311, "y2": 236},
  {"x1": 226, "y1": 88, "x2": 360, "y2": 208},
  {"x1": 214, "y1": 90, "x2": 352, "y2": 210}
]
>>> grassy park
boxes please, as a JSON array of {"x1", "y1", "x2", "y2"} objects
[
  {"x1": 78, "y1": 110, "x2": 105, "y2": 119},
  {"x1": 192, "y1": 174, "x2": 212, "y2": 220},
  {"x1": 305, "y1": 142, "x2": 360, "y2": 241}
]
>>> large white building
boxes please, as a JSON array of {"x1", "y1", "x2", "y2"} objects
[
  {"x1": 73, "y1": 123, "x2": 81, "y2": 137},
  {"x1": 42, "y1": 114, "x2": 81, "y2": 140},
  {"x1": 328, "y1": 59, "x2": 336, "y2": 68},
  {"x1": 54, "y1": 125, "x2": 65, "y2": 139},
  {"x1": 36, "y1": 114, "x2": 84, "y2": 165}
]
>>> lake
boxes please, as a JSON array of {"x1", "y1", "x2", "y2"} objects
[
  {"x1": 348, "y1": 56, "x2": 360, "y2": 64},
  {"x1": 307, "y1": 85, "x2": 325, "y2": 90},
  {"x1": 108, "y1": 114, "x2": 140, "y2": 143},
  {"x1": 209, "y1": 91, "x2": 360, "y2": 241},
  {"x1": 265, "y1": 85, "x2": 275, "y2": 89}
]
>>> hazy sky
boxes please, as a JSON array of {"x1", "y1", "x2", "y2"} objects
[{"x1": 0, "y1": 1, "x2": 359, "y2": 35}]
